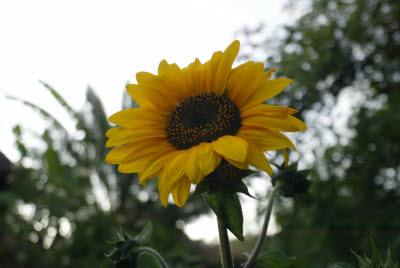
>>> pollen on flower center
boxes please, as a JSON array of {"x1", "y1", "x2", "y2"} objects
[{"x1": 166, "y1": 92, "x2": 241, "y2": 150}]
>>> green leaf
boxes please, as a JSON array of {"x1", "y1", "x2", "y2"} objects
[
  {"x1": 205, "y1": 192, "x2": 244, "y2": 241},
  {"x1": 135, "y1": 222, "x2": 153, "y2": 246},
  {"x1": 40, "y1": 80, "x2": 75, "y2": 115},
  {"x1": 234, "y1": 181, "x2": 258, "y2": 199},
  {"x1": 191, "y1": 180, "x2": 210, "y2": 196},
  {"x1": 255, "y1": 249, "x2": 295, "y2": 268},
  {"x1": 326, "y1": 262, "x2": 355, "y2": 268}
]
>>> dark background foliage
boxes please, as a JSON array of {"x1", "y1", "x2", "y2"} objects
[{"x1": 1, "y1": 0, "x2": 399, "y2": 267}]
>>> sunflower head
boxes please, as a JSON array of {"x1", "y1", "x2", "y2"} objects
[{"x1": 105, "y1": 40, "x2": 307, "y2": 207}]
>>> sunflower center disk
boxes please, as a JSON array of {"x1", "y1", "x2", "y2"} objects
[{"x1": 166, "y1": 92, "x2": 241, "y2": 150}]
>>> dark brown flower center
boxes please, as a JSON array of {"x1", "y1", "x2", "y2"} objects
[{"x1": 166, "y1": 92, "x2": 241, "y2": 150}]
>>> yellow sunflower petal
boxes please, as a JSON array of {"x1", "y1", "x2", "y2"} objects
[
  {"x1": 105, "y1": 128, "x2": 166, "y2": 147},
  {"x1": 138, "y1": 150, "x2": 176, "y2": 185},
  {"x1": 241, "y1": 104, "x2": 298, "y2": 118},
  {"x1": 265, "y1": 69, "x2": 277, "y2": 79},
  {"x1": 126, "y1": 83, "x2": 173, "y2": 113},
  {"x1": 183, "y1": 58, "x2": 206, "y2": 94},
  {"x1": 227, "y1": 61, "x2": 266, "y2": 107},
  {"x1": 206, "y1": 40, "x2": 240, "y2": 95},
  {"x1": 282, "y1": 148, "x2": 289, "y2": 167},
  {"x1": 106, "y1": 140, "x2": 165, "y2": 164},
  {"x1": 171, "y1": 176, "x2": 191, "y2": 207},
  {"x1": 186, "y1": 147, "x2": 206, "y2": 184},
  {"x1": 158, "y1": 60, "x2": 190, "y2": 99},
  {"x1": 246, "y1": 140, "x2": 273, "y2": 175},
  {"x1": 108, "y1": 108, "x2": 166, "y2": 128},
  {"x1": 165, "y1": 151, "x2": 189, "y2": 188},
  {"x1": 158, "y1": 172, "x2": 170, "y2": 207},
  {"x1": 241, "y1": 115, "x2": 307, "y2": 132},
  {"x1": 225, "y1": 158, "x2": 249, "y2": 170},
  {"x1": 241, "y1": 78, "x2": 294, "y2": 109},
  {"x1": 238, "y1": 127, "x2": 295, "y2": 151},
  {"x1": 195, "y1": 142, "x2": 222, "y2": 176},
  {"x1": 118, "y1": 147, "x2": 175, "y2": 174},
  {"x1": 212, "y1": 135, "x2": 248, "y2": 162}
]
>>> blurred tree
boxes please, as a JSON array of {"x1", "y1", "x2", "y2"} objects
[
  {"x1": 240, "y1": 0, "x2": 400, "y2": 267},
  {"x1": 0, "y1": 84, "x2": 216, "y2": 267}
]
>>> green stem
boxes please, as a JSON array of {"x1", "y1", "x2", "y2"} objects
[
  {"x1": 217, "y1": 217, "x2": 234, "y2": 268},
  {"x1": 243, "y1": 183, "x2": 281, "y2": 268},
  {"x1": 134, "y1": 247, "x2": 169, "y2": 268}
]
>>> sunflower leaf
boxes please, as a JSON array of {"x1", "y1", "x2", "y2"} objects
[
  {"x1": 235, "y1": 181, "x2": 257, "y2": 199},
  {"x1": 205, "y1": 192, "x2": 244, "y2": 241}
]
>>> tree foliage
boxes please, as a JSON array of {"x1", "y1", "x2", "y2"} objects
[{"x1": 244, "y1": 0, "x2": 400, "y2": 267}]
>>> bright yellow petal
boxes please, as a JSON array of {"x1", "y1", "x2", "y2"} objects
[
  {"x1": 186, "y1": 147, "x2": 206, "y2": 184},
  {"x1": 171, "y1": 176, "x2": 191, "y2": 207},
  {"x1": 164, "y1": 151, "x2": 189, "y2": 188},
  {"x1": 241, "y1": 115, "x2": 307, "y2": 132},
  {"x1": 108, "y1": 108, "x2": 166, "y2": 128},
  {"x1": 240, "y1": 78, "x2": 294, "y2": 109},
  {"x1": 118, "y1": 147, "x2": 175, "y2": 174},
  {"x1": 138, "y1": 150, "x2": 178, "y2": 185},
  {"x1": 106, "y1": 140, "x2": 164, "y2": 164},
  {"x1": 158, "y1": 60, "x2": 191, "y2": 99},
  {"x1": 226, "y1": 61, "x2": 266, "y2": 107},
  {"x1": 126, "y1": 83, "x2": 173, "y2": 113},
  {"x1": 157, "y1": 172, "x2": 170, "y2": 207},
  {"x1": 282, "y1": 148, "x2": 289, "y2": 167},
  {"x1": 105, "y1": 128, "x2": 166, "y2": 147},
  {"x1": 206, "y1": 41, "x2": 240, "y2": 95},
  {"x1": 212, "y1": 135, "x2": 248, "y2": 162},
  {"x1": 237, "y1": 127, "x2": 295, "y2": 151},
  {"x1": 225, "y1": 158, "x2": 249, "y2": 170},
  {"x1": 194, "y1": 142, "x2": 222, "y2": 176},
  {"x1": 246, "y1": 140, "x2": 273, "y2": 175},
  {"x1": 183, "y1": 58, "x2": 207, "y2": 95},
  {"x1": 240, "y1": 104, "x2": 298, "y2": 118}
]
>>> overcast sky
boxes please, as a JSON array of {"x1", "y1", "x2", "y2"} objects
[{"x1": 0, "y1": 0, "x2": 307, "y2": 242}]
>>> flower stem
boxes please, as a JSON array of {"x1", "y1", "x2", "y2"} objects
[
  {"x1": 243, "y1": 183, "x2": 281, "y2": 268},
  {"x1": 217, "y1": 217, "x2": 234, "y2": 268},
  {"x1": 134, "y1": 247, "x2": 169, "y2": 268}
]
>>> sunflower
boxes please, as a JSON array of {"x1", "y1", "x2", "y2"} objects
[{"x1": 105, "y1": 41, "x2": 307, "y2": 207}]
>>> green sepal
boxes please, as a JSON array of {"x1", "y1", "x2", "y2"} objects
[
  {"x1": 272, "y1": 162, "x2": 312, "y2": 198},
  {"x1": 135, "y1": 222, "x2": 153, "y2": 246},
  {"x1": 205, "y1": 191, "x2": 244, "y2": 241},
  {"x1": 326, "y1": 262, "x2": 355, "y2": 268},
  {"x1": 106, "y1": 222, "x2": 153, "y2": 264},
  {"x1": 350, "y1": 239, "x2": 399, "y2": 268},
  {"x1": 253, "y1": 249, "x2": 295, "y2": 268}
]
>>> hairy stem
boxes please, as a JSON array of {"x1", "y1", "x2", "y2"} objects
[
  {"x1": 217, "y1": 217, "x2": 234, "y2": 268},
  {"x1": 134, "y1": 247, "x2": 169, "y2": 268},
  {"x1": 243, "y1": 183, "x2": 280, "y2": 268}
]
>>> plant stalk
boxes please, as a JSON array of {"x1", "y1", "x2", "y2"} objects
[
  {"x1": 217, "y1": 217, "x2": 234, "y2": 268},
  {"x1": 134, "y1": 247, "x2": 169, "y2": 268},
  {"x1": 243, "y1": 183, "x2": 280, "y2": 268}
]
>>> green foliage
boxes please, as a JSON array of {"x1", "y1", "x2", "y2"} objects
[
  {"x1": 205, "y1": 192, "x2": 244, "y2": 241},
  {"x1": 253, "y1": 249, "x2": 295, "y2": 268},
  {"x1": 240, "y1": 0, "x2": 400, "y2": 267}
]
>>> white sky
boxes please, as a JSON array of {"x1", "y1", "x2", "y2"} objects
[{"x1": 0, "y1": 0, "x2": 306, "y2": 243}]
